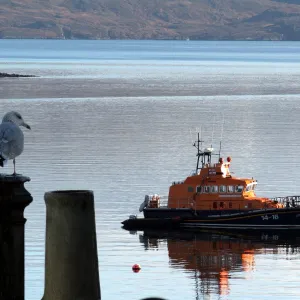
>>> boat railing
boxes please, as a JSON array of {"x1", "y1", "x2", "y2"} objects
[
  {"x1": 144, "y1": 195, "x2": 300, "y2": 209},
  {"x1": 269, "y1": 195, "x2": 300, "y2": 208},
  {"x1": 145, "y1": 195, "x2": 192, "y2": 208},
  {"x1": 156, "y1": 196, "x2": 169, "y2": 208}
]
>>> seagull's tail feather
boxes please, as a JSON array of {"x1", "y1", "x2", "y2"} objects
[{"x1": 0, "y1": 156, "x2": 7, "y2": 167}]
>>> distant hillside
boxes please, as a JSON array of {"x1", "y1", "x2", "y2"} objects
[{"x1": 2, "y1": 0, "x2": 300, "y2": 40}]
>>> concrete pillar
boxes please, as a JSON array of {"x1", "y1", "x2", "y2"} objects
[
  {"x1": 42, "y1": 190, "x2": 101, "y2": 300},
  {"x1": 0, "y1": 174, "x2": 33, "y2": 300}
]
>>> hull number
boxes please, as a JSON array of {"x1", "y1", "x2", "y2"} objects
[
  {"x1": 261, "y1": 234, "x2": 279, "y2": 241},
  {"x1": 261, "y1": 214, "x2": 279, "y2": 221}
]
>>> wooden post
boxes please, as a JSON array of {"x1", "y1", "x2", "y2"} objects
[
  {"x1": 0, "y1": 174, "x2": 33, "y2": 300},
  {"x1": 42, "y1": 190, "x2": 101, "y2": 300}
]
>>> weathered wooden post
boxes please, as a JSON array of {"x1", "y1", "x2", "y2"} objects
[
  {"x1": 42, "y1": 190, "x2": 101, "y2": 300},
  {"x1": 0, "y1": 174, "x2": 33, "y2": 300}
]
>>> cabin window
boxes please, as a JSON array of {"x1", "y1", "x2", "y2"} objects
[
  {"x1": 211, "y1": 186, "x2": 218, "y2": 193},
  {"x1": 196, "y1": 186, "x2": 201, "y2": 193},
  {"x1": 204, "y1": 186, "x2": 210, "y2": 193},
  {"x1": 213, "y1": 202, "x2": 218, "y2": 209},
  {"x1": 229, "y1": 202, "x2": 233, "y2": 208},
  {"x1": 212, "y1": 242, "x2": 217, "y2": 250},
  {"x1": 246, "y1": 183, "x2": 257, "y2": 191},
  {"x1": 235, "y1": 185, "x2": 244, "y2": 193},
  {"x1": 227, "y1": 186, "x2": 234, "y2": 193},
  {"x1": 188, "y1": 187, "x2": 194, "y2": 193},
  {"x1": 219, "y1": 185, "x2": 226, "y2": 193},
  {"x1": 220, "y1": 202, "x2": 225, "y2": 209}
]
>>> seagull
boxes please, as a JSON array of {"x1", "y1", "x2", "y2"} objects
[{"x1": 0, "y1": 111, "x2": 31, "y2": 175}]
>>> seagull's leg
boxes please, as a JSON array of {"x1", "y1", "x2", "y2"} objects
[{"x1": 13, "y1": 159, "x2": 16, "y2": 175}]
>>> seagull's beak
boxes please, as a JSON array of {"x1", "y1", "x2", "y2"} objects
[{"x1": 23, "y1": 123, "x2": 31, "y2": 130}]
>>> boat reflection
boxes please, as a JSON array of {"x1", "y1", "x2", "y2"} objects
[{"x1": 137, "y1": 229, "x2": 300, "y2": 298}]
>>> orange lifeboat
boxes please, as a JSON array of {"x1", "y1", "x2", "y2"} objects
[{"x1": 124, "y1": 133, "x2": 300, "y2": 230}]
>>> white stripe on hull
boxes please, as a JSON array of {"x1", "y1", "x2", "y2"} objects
[{"x1": 181, "y1": 223, "x2": 300, "y2": 229}]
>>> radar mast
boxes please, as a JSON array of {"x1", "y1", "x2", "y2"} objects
[{"x1": 193, "y1": 133, "x2": 220, "y2": 174}]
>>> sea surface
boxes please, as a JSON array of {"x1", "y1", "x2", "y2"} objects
[{"x1": 1, "y1": 40, "x2": 300, "y2": 299}]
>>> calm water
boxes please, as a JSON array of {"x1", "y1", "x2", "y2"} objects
[{"x1": 1, "y1": 40, "x2": 300, "y2": 299}]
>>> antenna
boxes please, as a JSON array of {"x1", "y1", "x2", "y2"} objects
[
  {"x1": 193, "y1": 132, "x2": 203, "y2": 174},
  {"x1": 200, "y1": 125, "x2": 202, "y2": 143},
  {"x1": 211, "y1": 114, "x2": 216, "y2": 146},
  {"x1": 219, "y1": 112, "x2": 225, "y2": 158},
  {"x1": 193, "y1": 132, "x2": 219, "y2": 174}
]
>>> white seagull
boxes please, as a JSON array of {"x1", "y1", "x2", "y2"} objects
[{"x1": 0, "y1": 111, "x2": 31, "y2": 175}]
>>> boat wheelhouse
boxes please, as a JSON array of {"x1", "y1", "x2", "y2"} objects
[{"x1": 141, "y1": 133, "x2": 285, "y2": 218}]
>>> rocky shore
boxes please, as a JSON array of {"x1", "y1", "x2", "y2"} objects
[
  {"x1": 2, "y1": 0, "x2": 300, "y2": 40},
  {"x1": 0, "y1": 72, "x2": 36, "y2": 78}
]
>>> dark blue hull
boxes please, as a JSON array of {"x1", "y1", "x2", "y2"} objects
[
  {"x1": 144, "y1": 208, "x2": 242, "y2": 219},
  {"x1": 143, "y1": 207, "x2": 300, "y2": 229}
]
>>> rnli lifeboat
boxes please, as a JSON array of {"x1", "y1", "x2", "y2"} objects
[{"x1": 123, "y1": 133, "x2": 300, "y2": 230}]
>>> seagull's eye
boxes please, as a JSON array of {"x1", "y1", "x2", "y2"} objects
[{"x1": 16, "y1": 114, "x2": 21, "y2": 119}]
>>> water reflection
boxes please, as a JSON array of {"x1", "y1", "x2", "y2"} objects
[{"x1": 137, "y1": 229, "x2": 300, "y2": 299}]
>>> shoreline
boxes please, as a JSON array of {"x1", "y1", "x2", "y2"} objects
[{"x1": 0, "y1": 72, "x2": 36, "y2": 78}]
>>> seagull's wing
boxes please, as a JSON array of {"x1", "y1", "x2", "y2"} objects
[
  {"x1": 0, "y1": 125, "x2": 15, "y2": 144},
  {"x1": 0, "y1": 122, "x2": 22, "y2": 159}
]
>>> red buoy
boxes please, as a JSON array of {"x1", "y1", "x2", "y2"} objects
[
  {"x1": 132, "y1": 264, "x2": 141, "y2": 273},
  {"x1": 227, "y1": 156, "x2": 232, "y2": 162}
]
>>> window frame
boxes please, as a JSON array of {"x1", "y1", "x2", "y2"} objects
[
  {"x1": 227, "y1": 185, "x2": 234, "y2": 193},
  {"x1": 204, "y1": 186, "x2": 210, "y2": 193},
  {"x1": 211, "y1": 185, "x2": 218, "y2": 193},
  {"x1": 219, "y1": 185, "x2": 226, "y2": 193},
  {"x1": 188, "y1": 186, "x2": 194, "y2": 193},
  {"x1": 235, "y1": 185, "x2": 244, "y2": 193}
]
